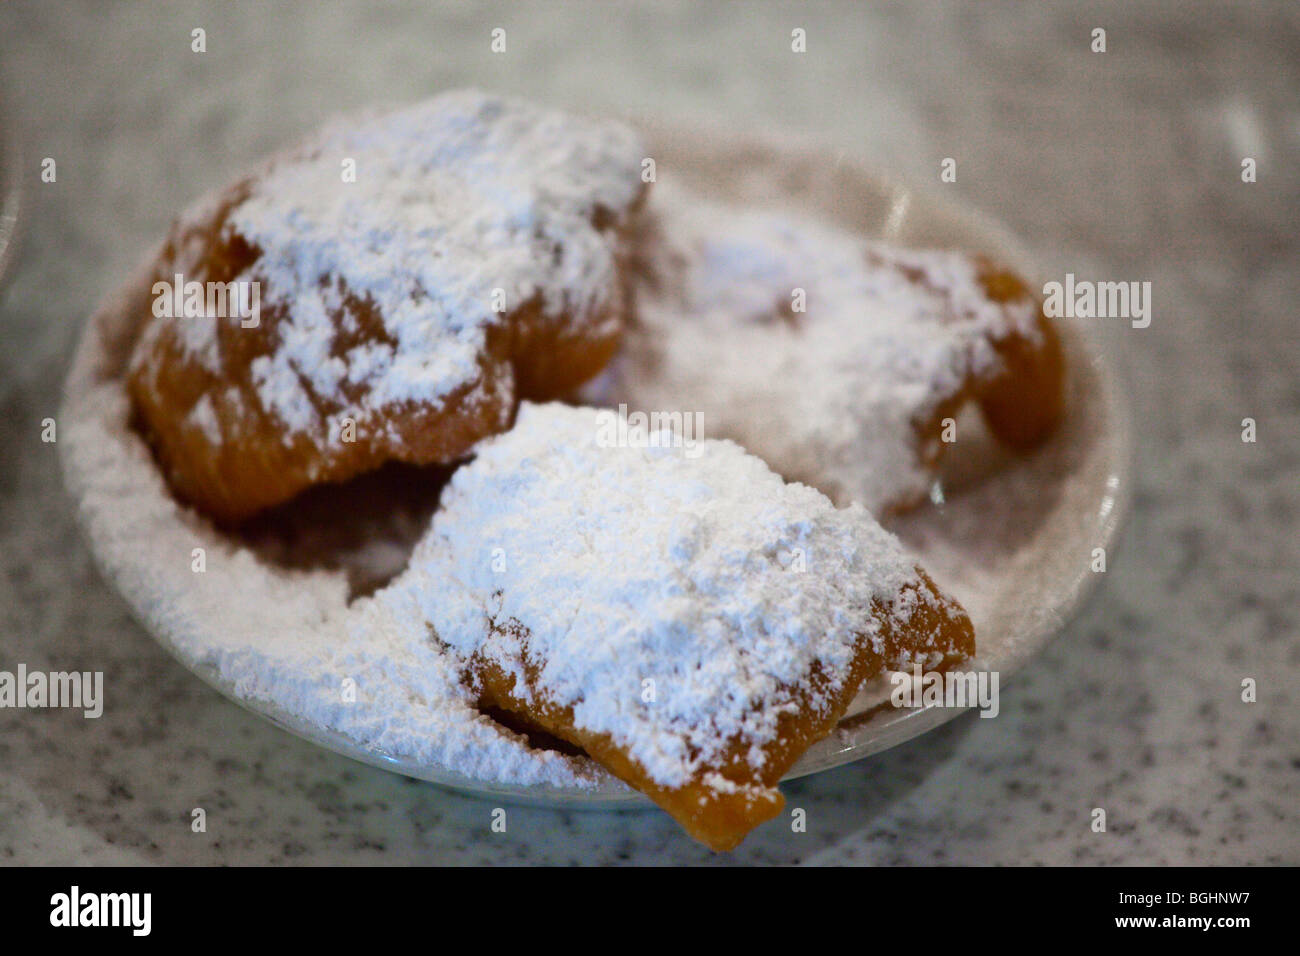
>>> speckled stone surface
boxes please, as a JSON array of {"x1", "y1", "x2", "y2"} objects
[{"x1": 1, "y1": 0, "x2": 1296, "y2": 865}]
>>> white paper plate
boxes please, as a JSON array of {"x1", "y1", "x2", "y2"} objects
[{"x1": 62, "y1": 119, "x2": 1132, "y2": 809}]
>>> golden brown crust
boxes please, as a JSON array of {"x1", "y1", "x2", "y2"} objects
[
  {"x1": 127, "y1": 179, "x2": 645, "y2": 526},
  {"x1": 909, "y1": 261, "x2": 1065, "y2": 499},
  {"x1": 466, "y1": 569, "x2": 974, "y2": 852}
]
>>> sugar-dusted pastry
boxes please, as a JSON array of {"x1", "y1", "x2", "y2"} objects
[
  {"x1": 585, "y1": 182, "x2": 1064, "y2": 514},
  {"x1": 397, "y1": 402, "x2": 974, "y2": 850},
  {"x1": 128, "y1": 90, "x2": 647, "y2": 523}
]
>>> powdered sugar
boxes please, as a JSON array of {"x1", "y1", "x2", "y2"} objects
[
  {"x1": 134, "y1": 89, "x2": 645, "y2": 450},
  {"x1": 65, "y1": 115, "x2": 993, "y2": 796},
  {"x1": 393, "y1": 402, "x2": 925, "y2": 788},
  {"x1": 585, "y1": 181, "x2": 1040, "y2": 513},
  {"x1": 186, "y1": 394, "x2": 221, "y2": 445},
  {"x1": 62, "y1": 373, "x2": 610, "y2": 789},
  {"x1": 64, "y1": 358, "x2": 926, "y2": 791}
]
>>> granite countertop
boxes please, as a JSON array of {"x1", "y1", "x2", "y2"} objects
[{"x1": 1, "y1": 0, "x2": 1296, "y2": 865}]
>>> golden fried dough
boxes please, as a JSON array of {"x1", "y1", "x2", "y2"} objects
[
  {"x1": 470, "y1": 570, "x2": 972, "y2": 851},
  {"x1": 398, "y1": 403, "x2": 976, "y2": 851},
  {"x1": 128, "y1": 91, "x2": 647, "y2": 523},
  {"x1": 585, "y1": 183, "x2": 1066, "y2": 515}
]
